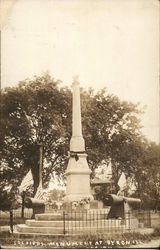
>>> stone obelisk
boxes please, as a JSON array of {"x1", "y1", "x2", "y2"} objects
[{"x1": 65, "y1": 76, "x2": 93, "y2": 202}]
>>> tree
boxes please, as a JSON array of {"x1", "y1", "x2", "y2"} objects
[
  {"x1": 47, "y1": 188, "x2": 65, "y2": 201},
  {"x1": 81, "y1": 88, "x2": 144, "y2": 188},
  {"x1": 0, "y1": 74, "x2": 71, "y2": 199},
  {"x1": 133, "y1": 142, "x2": 160, "y2": 210},
  {"x1": 0, "y1": 73, "x2": 151, "y2": 206}
]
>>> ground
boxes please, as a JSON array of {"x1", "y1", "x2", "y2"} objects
[{"x1": 130, "y1": 238, "x2": 160, "y2": 248}]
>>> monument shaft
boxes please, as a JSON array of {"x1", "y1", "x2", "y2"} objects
[
  {"x1": 72, "y1": 80, "x2": 82, "y2": 137},
  {"x1": 70, "y1": 79, "x2": 85, "y2": 152},
  {"x1": 65, "y1": 77, "x2": 93, "y2": 202}
]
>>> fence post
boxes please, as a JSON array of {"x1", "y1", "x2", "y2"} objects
[
  {"x1": 10, "y1": 210, "x2": 13, "y2": 233},
  {"x1": 21, "y1": 191, "x2": 25, "y2": 219},
  {"x1": 128, "y1": 212, "x2": 131, "y2": 232},
  {"x1": 148, "y1": 210, "x2": 151, "y2": 228},
  {"x1": 63, "y1": 211, "x2": 66, "y2": 235}
]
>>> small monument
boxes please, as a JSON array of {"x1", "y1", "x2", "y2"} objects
[{"x1": 64, "y1": 76, "x2": 93, "y2": 202}]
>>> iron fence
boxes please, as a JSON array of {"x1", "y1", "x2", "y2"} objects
[
  {"x1": 0, "y1": 209, "x2": 152, "y2": 234},
  {"x1": 0, "y1": 209, "x2": 33, "y2": 219},
  {"x1": 63, "y1": 210, "x2": 151, "y2": 235},
  {"x1": 132, "y1": 210, "x2": 151, "y2": 228},
  {"x1": 0, "y1": 208, "x2": 33, "y2": 232}
]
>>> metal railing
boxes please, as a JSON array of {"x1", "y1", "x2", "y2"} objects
[
  {"x1": 0, "y1": 208, "x2": 33, "y2": 219},
  {"x1": 0, "y1": 208, "x2": 33, "y2": 232},
  {"x1": 0, "y1": 209, "x2": 152, "y2": 234},
  {"x1": 62, "y1": 210, "x2": 151, "y2": 235},
  {"x1": 132, "y1": 210, "x2": 151, "y2": 228}
]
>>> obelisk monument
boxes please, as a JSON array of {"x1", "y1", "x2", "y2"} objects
[{"x1": 65, "y1": 76, "x2": 93, "y2": 202}]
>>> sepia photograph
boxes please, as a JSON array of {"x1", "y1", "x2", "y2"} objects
[{"x1": 0, "y1": 0, "x2": 160, "y2": 248}]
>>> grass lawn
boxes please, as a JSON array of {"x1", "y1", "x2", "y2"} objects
[{"x1": 0, "y1": 230, "x2": 160, "y2": 248}]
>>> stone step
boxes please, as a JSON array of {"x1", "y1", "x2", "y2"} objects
[
  {"x1": 35, "y1": 212, "x2": 107, "y2": 221},
  {"x1": 27, "y1": 216, "x2": 127, "y2": 227},
  {"x1": 35, "y1": 213, "x2": 63, "y2": 221},
  {"x1": 12, "y1": 231, "x2": 69, "y2": 238},
  {"x1": 16, "y1": 224, "x2": 64, "y2": 234},
  {"x1": 16, "y1": 224, "x2": 126, "y2": 235},
  {"x1": 26, "y1": 219, "x2": 123, "y2": 228},
  {"x1": 26, "y1": 220, "x2": 64, "y2": 227},
  {"x1": 35, "y1": 213, "x2": 86, "y2": 221}
]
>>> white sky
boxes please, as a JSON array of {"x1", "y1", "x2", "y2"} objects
[{"x1": 1, "y1": 0, "x2": 160, "y2": 143}]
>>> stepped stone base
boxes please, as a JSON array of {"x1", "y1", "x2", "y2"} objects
[
  {"x1": 15, "y1": 209, "x2": 149, "y2": 237},
  {"x1": 14, "y1": 209, "x2": 131, "y2": 236},
  {"x1": 15, "y1": 212, "x2": 64, "y2": 236}
]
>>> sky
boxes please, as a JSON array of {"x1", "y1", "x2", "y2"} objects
[{"x1": 1, "y1": 0, "x2": 160, "y2": 143}]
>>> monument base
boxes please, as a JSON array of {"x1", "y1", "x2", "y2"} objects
[
  {"x1": 64, "y1": 153, "x2": 94, "y2": 203},
  {"x1": 64, "y1": 193, "x2": 94, "y2": 203}
]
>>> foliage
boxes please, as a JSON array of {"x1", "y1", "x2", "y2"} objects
[
  {"x1": 134, "y1": 142, "x2": 160, "y2": 210},
  {"x1": 93, "y1": 184, "x2": 116, "y2": 202},
  {"x1": 0, "y1": 74, "x2": 71, "y2": 199},
  {"x1": 45, "y1": 188, "x2": 65, "y2": 203},
  {"x1": 72, "y1": 198, "x2": 91, "y2": 210},
  {"x1": 0, "y1": 189, "x2": 21, "y2": 211},
  {"x1": 81, "y1": 87, "x2": 145, "y2": 191},
  {"x1": 47, "y1": 188, "x2": 65, "y2": 200}
]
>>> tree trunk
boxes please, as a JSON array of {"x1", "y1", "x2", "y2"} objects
[{"x1": 31, "y1": 164, "x2": 39, "y2": 196}]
